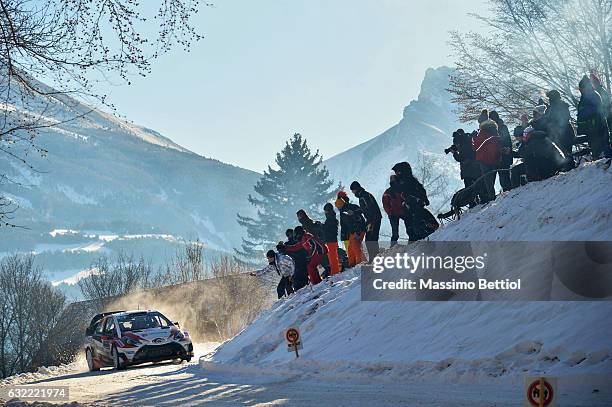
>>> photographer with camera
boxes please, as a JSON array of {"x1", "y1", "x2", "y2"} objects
[{"x1": 446, "y1": 129, "x2": 481, "y2": 203}]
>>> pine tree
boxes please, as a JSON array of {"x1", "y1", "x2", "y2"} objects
[{"x1": 236, "y1": 133, "x2": 338, "y2": 263}]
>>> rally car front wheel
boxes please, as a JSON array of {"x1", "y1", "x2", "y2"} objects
[
  {"x1": 111, "y1": 345, "x2": 126, "y2": 371},
  {"x1": 86, "y1": 348, "x2": 99, "y2": 372}
]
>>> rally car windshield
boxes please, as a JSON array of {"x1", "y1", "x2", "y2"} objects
[{"x1": 117, "y1": 312, "x2": 172, "y2": 332}]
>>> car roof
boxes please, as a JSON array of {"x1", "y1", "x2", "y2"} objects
[
  {"x1": 113, "y1": 310, "x2": 160, "y2": 317},
  {"x1": 89, "y1": 310, "x2": 125, "y2": 327},
  {"x1": 89, "y1": 310, "x2": 161, "y2": 327}
]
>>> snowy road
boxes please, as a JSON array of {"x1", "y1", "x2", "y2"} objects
[{"x1": 2, "y1": 343, "x2": 611, "y2": 406}]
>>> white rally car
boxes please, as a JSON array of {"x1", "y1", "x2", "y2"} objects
[{"x1": 85, "y1": 310, "x2": 194, "y2": 371}]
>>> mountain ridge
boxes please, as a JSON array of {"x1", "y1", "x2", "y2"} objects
[
  {"x1": 0, "y1": 82, "x2": 260, "y2": 279},
  {"x1": 324, "y1": 66, "x2": 463, "y2": 210}
]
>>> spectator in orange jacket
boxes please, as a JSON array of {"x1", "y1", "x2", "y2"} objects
[{"x1": 335, "y1": 191, "x2": 366, "y2": 267}]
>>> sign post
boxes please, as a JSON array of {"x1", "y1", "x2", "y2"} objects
[
  {"x1": 525, "y1": 376, "x2": 556, "y2": 407},
  {"x1": 284, "y1": 327, "x2": 302, "y2": 358}
]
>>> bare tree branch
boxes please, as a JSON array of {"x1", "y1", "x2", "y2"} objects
[
  {"x1": 0, "y1": 0, "x2": 207, "y2": 224},
  {"x1": 449, "y1": 0, "x2": 612, "y2": 122}
]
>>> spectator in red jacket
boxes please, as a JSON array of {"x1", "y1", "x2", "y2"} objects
[
  {"x1": 472, "y1": 119, "x2": 501, "y2": 204},
  {"x1": 283, "y1": 226, "x2": 325, "y2": 285},
  {"x1": 382, "y1": 175, "x2": 408, "y2": 246}
]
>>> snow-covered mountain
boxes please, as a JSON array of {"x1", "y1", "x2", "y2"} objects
[
  {"x1": 325, "y1": 66, "x2": 463, "y2": 208},
  {"x1": 0, "y1": 83, "x2": 259, "y2": 277}
]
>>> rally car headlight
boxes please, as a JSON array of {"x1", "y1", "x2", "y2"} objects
[{"x1": 122, "y1": 336, "x2": 141, "y2": 346}]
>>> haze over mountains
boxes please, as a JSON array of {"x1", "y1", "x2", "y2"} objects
[
  {"x1": 0, "y1": 83, "x2": 259, "y2": 284},
  {"x1": 1, "y1": 67, "x2": 463, "y2": 287},
  {"x1": 325, "y1": 66, "x2": 463, "y2": 209}
]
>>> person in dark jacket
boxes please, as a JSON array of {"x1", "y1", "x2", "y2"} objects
[
  {"x1": 512, "y1": 126, "x2": 567, "y2": 184},
  {"x1": 278, "y1": 230, "x2": 308, "y2": 290},
  {"x1": 350, "y1": 181, "x2": 382, "y2": 261},
  {"x1": 382, "y1": 175, "x2": 409, "y2": 246},
  {"x1": 591, "y1": 72, "x2": 612, "y2": 142},
  {"x1": 510, "y1": 126, "x2": 529, "y2": 188},
  {"x1": 285, "y1": 228, "x2": 296, "y2": 244},
  {"x1": 283, "y1": 226, "x2": 325, "y2": 285},
  {"x1": 530, "y1": 105, "x2": 548, "y2": 133},
  {"x1": 334, "y1": 191, "x2": 366, "y2": 267},
  {"x1": 321, "y1": 203, "x2": 341, "y2": 275},
  {"x1": 472, "y1": 119, "x2": 501, "y2": 204},
  {"x1": 296, "y1": 209, "x2": 330, "y2": 278},
  {"x1": 296, "y1": 209, "x2": 325, "y2": 241},
  {"x1": 391, "y1": 162, "x2": 429, "y2": 205},
  {"x1": 391, "y1": 162, "x2": 438, "y2": 241},
  {"x1": 545, "y1": 90, "x2": 575, "y2": 160},
  {"x1": 449, "y1": 129, "x2": 480, "y2": 195},
  {"x1": 578, "y1": 75, "x2": 612, "y2": 159},
  {"x1": 489, "y1": 111, "x2": 513, "y2": 192}
]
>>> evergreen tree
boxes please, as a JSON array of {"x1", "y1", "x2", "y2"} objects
[{"x1": 236, "y1": 133, "x2": 338, "y2": 263}]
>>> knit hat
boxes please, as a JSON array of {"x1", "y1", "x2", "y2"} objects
[
  {"x1": 293, "y1": 226, "x2": 305, "y2": 238},
  {"x1": 477, "y1": 108, "x2": 489, "y2": 124},
  {"x1": 546, "y1": 89, "x2": 561, "y2": 101},
  {"x1": 479, "y1": 119, "x2": 498, "y2": 133},
  {"x1": 323, "y1": 203, "x2": 334, "y2": 212},
  {"x1": 296, "y1": 209, "x2": 307, "y2": 219},
  {"x1": 335, "y1": 191, "x2": 348, "y2": 209},
  {"x1": 266, "y1": 250, "x2": 276, "y2": 258},
  {"x1": 489, "y1": 110, "x2": 500, "y2": 122},
  {"x1": 349, "y1": 181, "x2": 362, "y2": 191},
  {"x1": 391, "y1": 162, "x2": 412, "y2": 174}
]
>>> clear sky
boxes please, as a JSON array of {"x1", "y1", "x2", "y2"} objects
[{"x1": 101, "y1": 0, "x2": 488, "y2": 172}]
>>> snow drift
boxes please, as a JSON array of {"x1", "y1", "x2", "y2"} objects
[{"x1": 204, "y1": 162, "x2": 612, "y2": 384}]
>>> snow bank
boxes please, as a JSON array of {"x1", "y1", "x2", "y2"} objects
[
  {"x1": 206, "y1": 269, "x2": 612, "y2": 383},
  {"x1": 205, "y1": 162, "x2": 612, "y2": 383},
  {"x1": 0, "y1": 359, "x2": 85, "y2": 386},
  {"x1": 433, "y1": 161, "x2": 612, "y2": 241}
]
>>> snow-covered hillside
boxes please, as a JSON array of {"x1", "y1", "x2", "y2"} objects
[
  {"x1": 435, "y1": 160, "x2": 612, "y2": 241},
  {"x1": 205, "y1": 162, "x2": 612, "y2": 389},
  {"x1": 2, "y1": 165, "x2": 610, "y2": 406},
  {"x1": 324, "y1": 66, "x2": 463, "y2": 207}
]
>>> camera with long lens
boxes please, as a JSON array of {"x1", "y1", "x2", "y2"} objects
[{"x1": 444, "y1": 145, "x2": 457, "y2": 154}]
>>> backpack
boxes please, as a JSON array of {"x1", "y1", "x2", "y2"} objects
[
  {"x1": 276, "y1": 254, "x2": 295, "y2": 277},
  {"x1": 406, "y1": 206, "x2": 439, "y2": 241}
]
